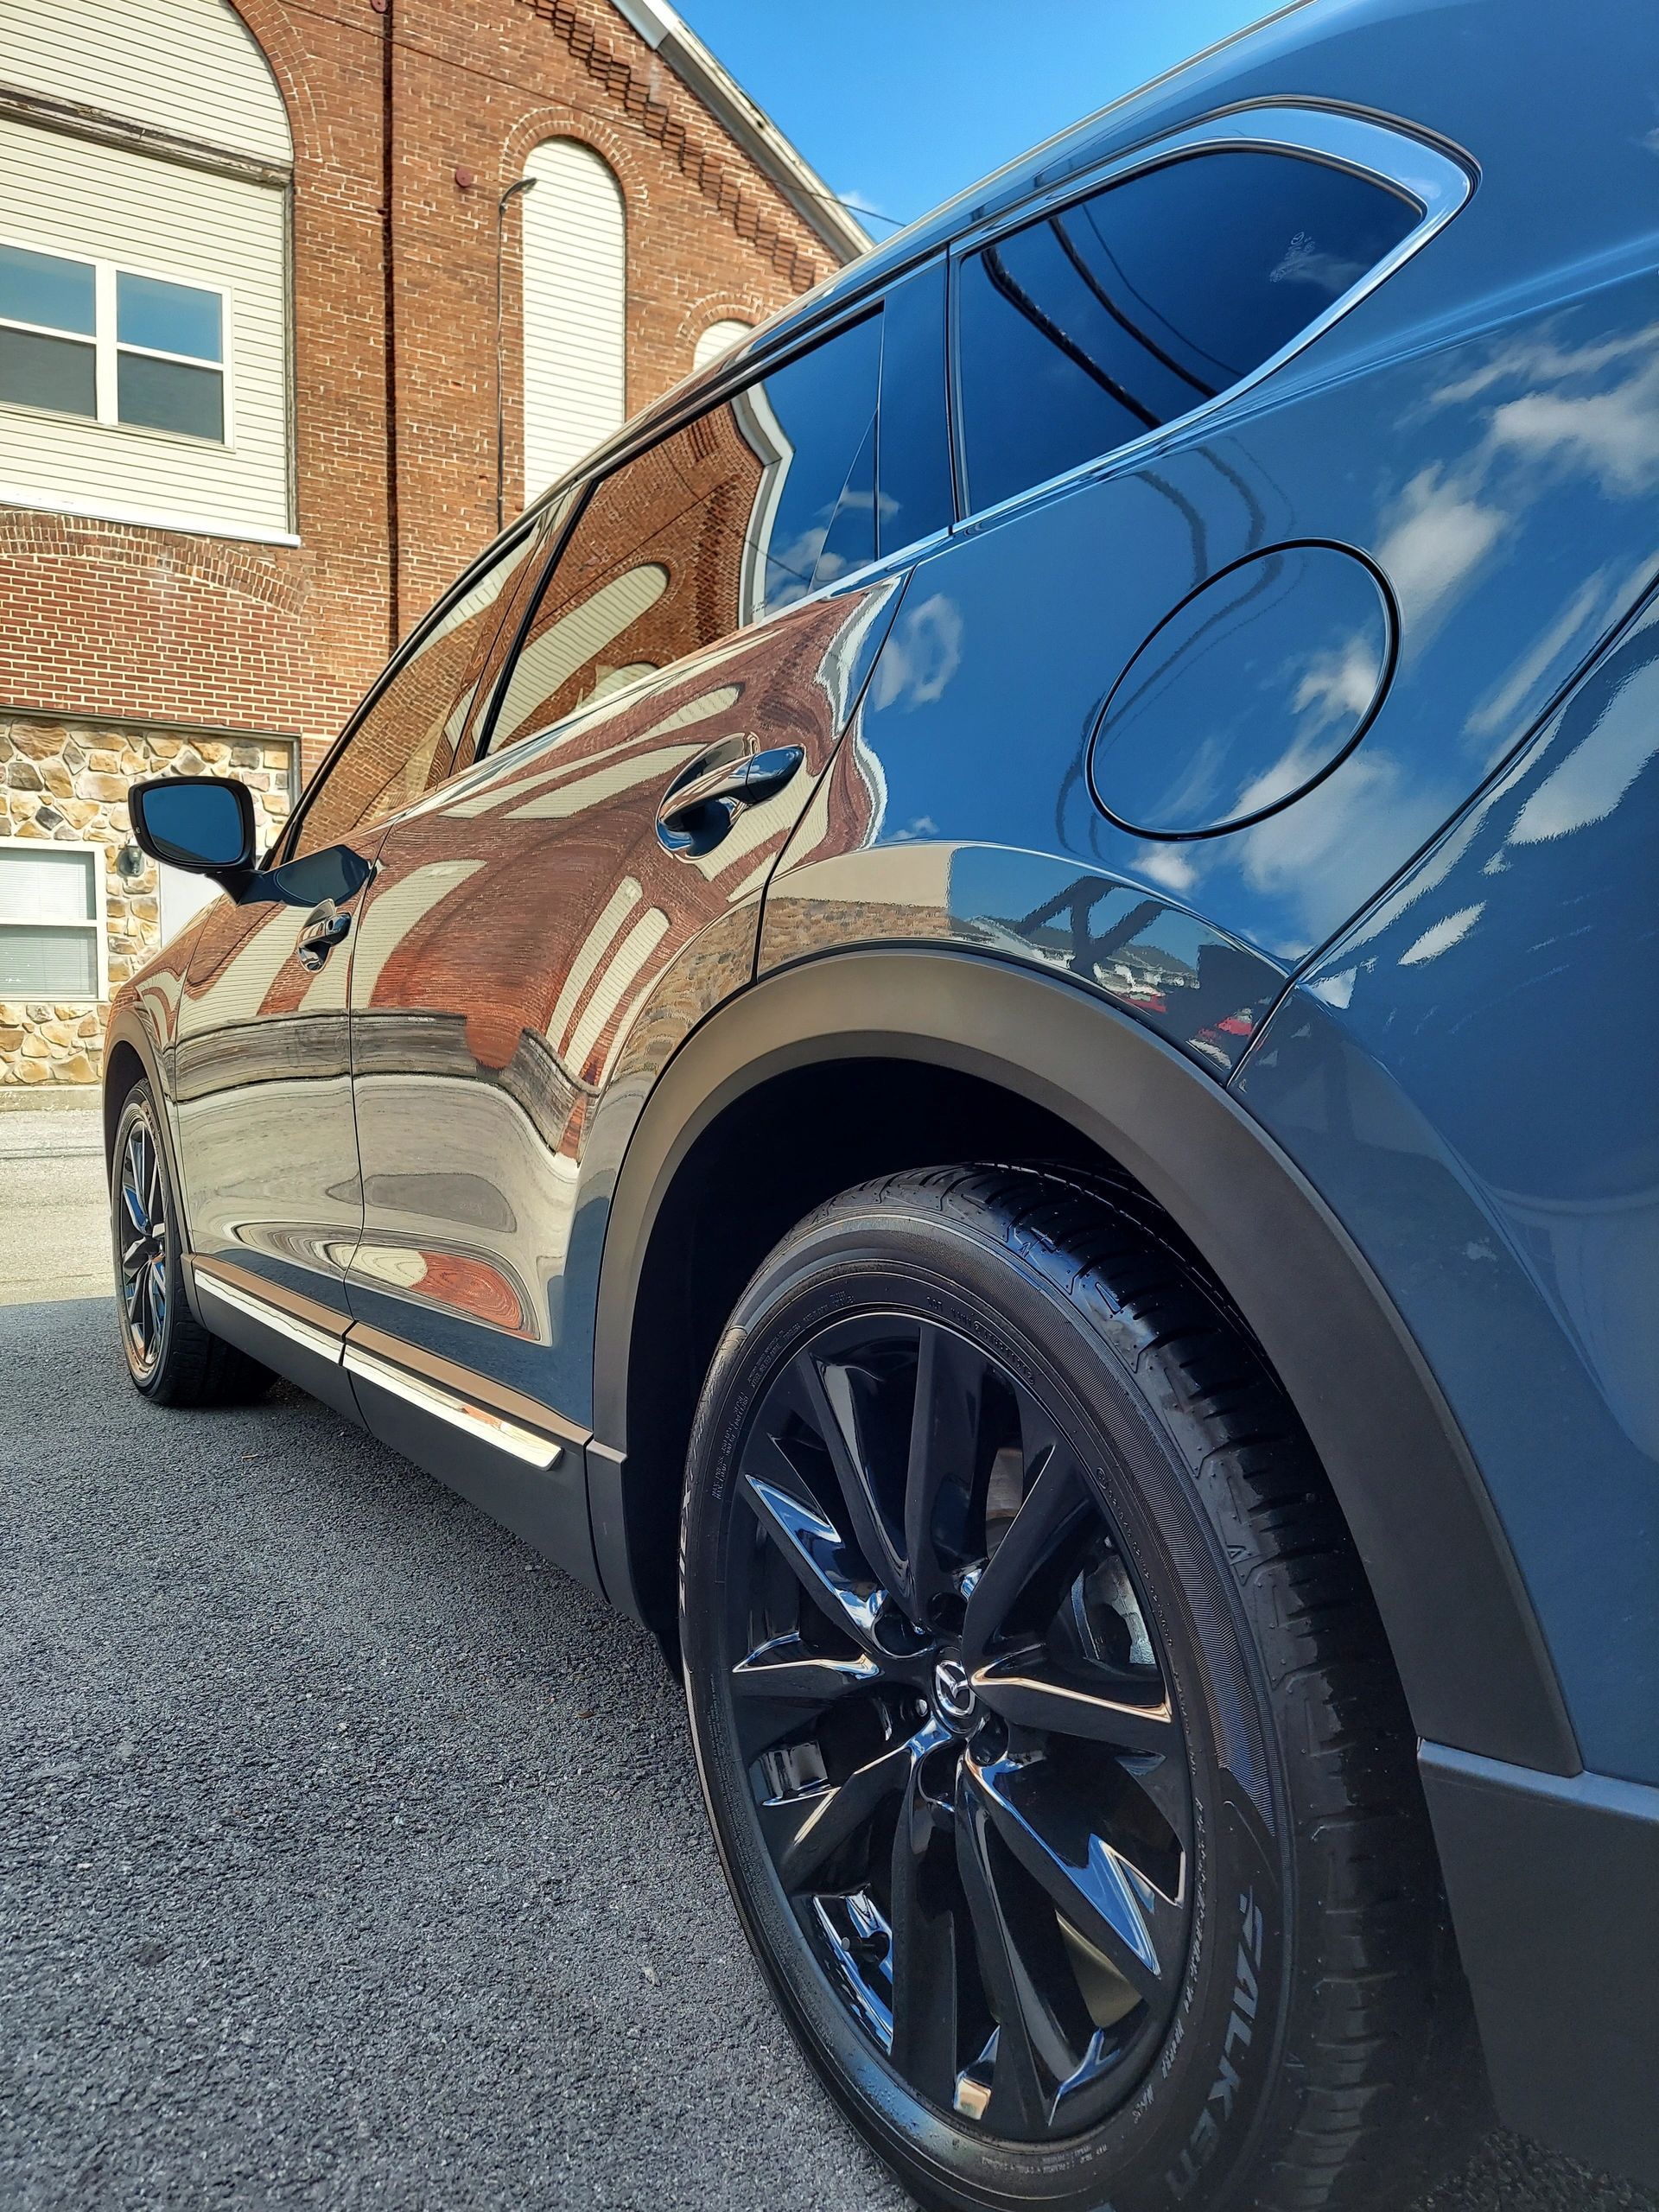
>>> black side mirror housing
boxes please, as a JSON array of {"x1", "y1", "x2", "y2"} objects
[{"x1": 128, "y1": 776, "x2": 257, "y2": 897}]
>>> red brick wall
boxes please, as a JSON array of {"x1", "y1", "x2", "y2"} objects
[{"x1": 0, "y1": 0, "x2": 841, "y2": 780}]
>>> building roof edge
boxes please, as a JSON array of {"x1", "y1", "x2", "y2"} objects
[{"x1": 607, "y1": 0, "x2": 871, "y2": 264}]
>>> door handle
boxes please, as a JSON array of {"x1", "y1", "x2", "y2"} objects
[
  {"x1": 296, "y1": 898, "x2": 352, "y2": 971},
  {"x1": 657, "y1": 744, "x2": 805, "y2": 855}
]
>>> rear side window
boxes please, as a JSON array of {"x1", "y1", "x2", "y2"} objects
[
  {"x1": 485, "y1": 313, "x2": 882, "y2": 753},
  {"x1": 957, "y1": 148, "x2": 1418, "y2": 514}
]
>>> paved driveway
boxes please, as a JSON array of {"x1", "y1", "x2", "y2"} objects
[{"x1": 0, "y1": 1109, "x2": 1651, "y2": 2210}]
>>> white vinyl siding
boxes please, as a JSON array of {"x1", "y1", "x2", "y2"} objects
[
  {"x1": 0, "y1": 0, "x2": 292, "y2": 164},
  {"x1": 0, "y1": 119, "x2": 290, "y2": 538},
  {"x1": 522, "y1": 140, "x2": 626, "y2": 501}
]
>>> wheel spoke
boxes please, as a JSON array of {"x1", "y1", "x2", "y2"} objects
[
  {"x1": 887, "y1": 1758, "x2": 965, "y2": 2105},
  {"x1": 132, "y1": 1250, "x2": 153, "y2": 1351},
  {"x1": 962, "y1": 1751, "x2": 1176, "y2": 2005},
  {"x1": 760, "y1": 1736, "x2": 915, "y2": 1891},
  {"x1": 741, "y1": 1443, "x2": 887, "y2": 1657},
  {"x1": 732, "y1": 1631, "x2": 882, "y2": 1706},
  {"x1": 903, "y1": 1325, "x2": 982, "y2": 1622},
  {"x1": 954, "y1": 1767, "x2": 1061, "y2": 2134},
  {"x1": 961, "y1": 1438, "x2": 1090, "y2": 1670},
  {"x1": 970, "y1": 1658, "x2": 1177, "y2": 1755},
  {"x1": 120, "y1": 1159, "x2": 147, "y2": 1232},
  {"x1": 794, "y1": 1351, "x2": 909, "y2": 1608},
  {"x1": 148, "y1": 1256, "x2": 167, "y2": 1332}
]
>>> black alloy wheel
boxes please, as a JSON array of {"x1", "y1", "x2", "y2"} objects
[
  {"x1": 721, "y1": 1311, "x2": 1189, "y2": 2139},
  {"x1": 681, "y1": 1166, "x2": 1480, "y2": 2212},
  {"x1": 109, "y1": 1078, "x2": 271, "y2": 1407},
  {"x1": 115, "y1": 1103, "x2": 169, "y2": 1379}
]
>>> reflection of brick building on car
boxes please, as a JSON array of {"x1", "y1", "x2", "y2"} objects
[{"x1": 0, "y1": 0, "x2": 865, "y2": 1085}]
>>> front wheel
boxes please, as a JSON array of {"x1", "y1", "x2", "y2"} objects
[
  {"x1": 680, "y1": 1166, "x2": 1478, "y2": 2212},
  {"x1": 110, "y1": 1080, "x2": 270, "y2": 1407}
]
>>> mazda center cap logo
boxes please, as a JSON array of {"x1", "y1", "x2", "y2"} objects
[{"x1": 933, "y1": 1656, "x2": 976, "y2": 1726}]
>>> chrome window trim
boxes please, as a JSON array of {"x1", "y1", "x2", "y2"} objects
[
  {"x1": 342, "y1": 1344, "x2": 565, "y2": 1471},
  {"x1": 948, "y1": 103, "x2": 1475, "y2": 531}
]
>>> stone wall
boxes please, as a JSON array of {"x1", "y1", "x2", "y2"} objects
[{"x1": 0, "y1": 721, "x2": 294, "y2": 1086}]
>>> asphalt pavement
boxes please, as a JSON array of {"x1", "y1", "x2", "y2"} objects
[{"x1": 0, "y1": 1110, "x2": 1652, "y2": 2210}]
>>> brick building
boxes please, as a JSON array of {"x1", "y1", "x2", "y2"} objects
[{"x1": 0, "y1": 0, "x2": 865, "y2": 1085}]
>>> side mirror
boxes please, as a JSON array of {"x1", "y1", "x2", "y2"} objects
[{"x1": 129, "y1": 776, "x2": 257, "y2": 893}]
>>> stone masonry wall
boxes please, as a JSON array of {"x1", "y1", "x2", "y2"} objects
[{"x1": 0, "y1": 721, "x2": 293, "y2": 1085}]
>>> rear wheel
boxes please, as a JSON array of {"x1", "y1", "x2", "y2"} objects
[
  {"x1": 680, "y1": 1165, "x2": 1478, "y2": 2212},
  {"x1": 110, "y1": 1080, "x2": 270, "y2": 1407}
]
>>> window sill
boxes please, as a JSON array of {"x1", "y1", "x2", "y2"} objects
[{"x1": 0, "y1": 481, "x2": 298, "y2": 548}]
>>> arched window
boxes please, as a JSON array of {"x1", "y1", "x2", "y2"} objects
[
  {"x1": 693, "y1": 318, "x2": 753, "y2": 372},
  {"x1": 520, "y1": 139, "x2": 626, "y2": 500}
]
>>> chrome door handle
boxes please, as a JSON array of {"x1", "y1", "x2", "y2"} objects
[
  {"x1": 657, "y1": 744, "x2": 804, "y2": 855},
  {"x1": 296, "y1": 899, "x2": 352, "y2": 971}
]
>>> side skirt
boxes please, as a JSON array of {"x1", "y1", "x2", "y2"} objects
[{"x1": 188, "y1": 1255, "x2": 601, "y2": 1594}]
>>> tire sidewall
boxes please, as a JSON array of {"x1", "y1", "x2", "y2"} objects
[{"x1": 681, "y1": 1206, "x2": 1296, "y2": 2212}]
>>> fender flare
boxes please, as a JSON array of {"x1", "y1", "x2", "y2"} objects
[{"x1": 593, "y1": 947, "x2": 1577, "y2": 1776}]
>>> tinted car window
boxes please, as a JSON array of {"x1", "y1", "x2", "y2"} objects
[
  {"x1": 485, "y1": 314, "x2": 882, "y2": 754},
  {"x1": 877, "y1": 259, "x2": 954, "y2": 554},
  {"x1": 289, "y1": 520, "x2": 544, "y2": 859},
  {"x1": 957, "y1": 149, "x2": 1418, "y2": 513}
]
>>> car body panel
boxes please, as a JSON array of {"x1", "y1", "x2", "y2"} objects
[
  {"x1": 168, "y1": 839, "x2": 380, "y2": 1323},
  {"x1": 1237, "y1": 582, "x2": 1659, "y2": 1785}
]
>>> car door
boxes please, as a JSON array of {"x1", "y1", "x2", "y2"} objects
[
  {"x1": 170, "y1": 516, "x2": 546, "y2": 1398},
  {"x1": 338, "y1": 299, "x2": 945, "y2": 1505}
]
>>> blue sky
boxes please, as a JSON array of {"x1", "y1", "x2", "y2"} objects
[{"x1": 677, "y1": 2, "x2": 1281, "y2": 234}]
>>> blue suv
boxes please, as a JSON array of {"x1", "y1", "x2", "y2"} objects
[{"x1": 106, "y1": 2, "x2": 1658, "y2": 2203}]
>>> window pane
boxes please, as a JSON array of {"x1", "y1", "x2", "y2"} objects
[
  {"x1": 741, "y1": 313, "x2": 881, "y2": 610},
  {"x1": 0, "y1": 845, "x2": 97, "y2": 923},
  {"x1": 0, "y1": 243, "x2": 94, "y2": 335},
  {"x1": 0, "y1": 327, "x2": 95, "y2": 416},
  {"x1": 958, "y1": 149, "x2": 1418, "y2": 513},
  {"x1": 0, "y1": 925, "x2": 99, "y2": 997},
  {"x1": 877, "y1": 261, "x2": 953, "y2": 553},
  {"x1": 117, "y1": 270, "x2": 222, "y2": 361},
  {"x1": 117, "y1": 353, "x2": 224, "y2": 440},
  {"x1": 488, "y1": 315, "x2": 882, "y2": 753},
  {"x1": 291, "y1": 522, "x2": 547, "y2": 859}
]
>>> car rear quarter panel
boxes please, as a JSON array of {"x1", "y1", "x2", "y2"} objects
[{"x1": 1238, "y1": 586, "x2": 1659, "y2": 1783}]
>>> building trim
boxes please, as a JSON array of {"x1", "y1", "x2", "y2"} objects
[
  {"x1": 0, "y1": 80, "x2": 292, "y2": 189},
  {"x1": 0, "y1": 484, "x2": 300, "y2": 547},
  {"x1": 605, "y1": 0, "x2": 870, "y2": 262},
  {"x1": 0, "y1": 702, "x2": 300, "y2": 747}
]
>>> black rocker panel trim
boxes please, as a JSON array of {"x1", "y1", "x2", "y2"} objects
[
  {"x1": 592, "y1": 948, "x2": 1578, "y2": 1777},
  {"x1": 1419, "y1": 1742, "x2": 1659, "y2": 2185}
]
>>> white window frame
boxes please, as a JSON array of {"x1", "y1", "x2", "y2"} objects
[
  {"x1": 0, "y1": 233, "x2": 235, "y2": 448},
  {"x1": 0, "y1": 834, "x2": 110, "y2": 1004}
]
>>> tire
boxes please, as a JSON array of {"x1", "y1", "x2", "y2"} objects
[
  {"x1": 110, "y1": 1079, "x2": 272, "y2": 1408},
  {"x1": 680, "y1": 1164, "x2": 1481, "y2": 2212}
]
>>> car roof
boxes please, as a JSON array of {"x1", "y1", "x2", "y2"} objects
[{"x1": 526, "y1": 0, "x2": 1650, "y2": 519}]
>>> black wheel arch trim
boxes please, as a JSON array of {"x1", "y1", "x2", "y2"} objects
[{"x1": 591, "y1": 946, "x2": 1579, "y2": 1777}]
